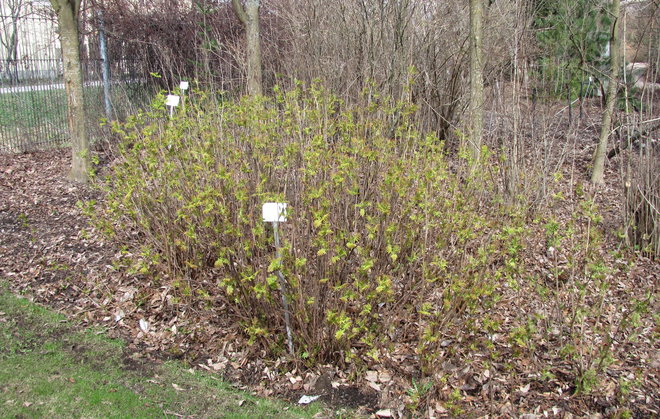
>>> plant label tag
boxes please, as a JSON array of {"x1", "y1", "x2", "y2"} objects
[
  {"x1": 179, "y1": 81, "x2": 189, "y2": 91},
  {"x1": 165, "y1": 94, "x2": 180, "y2": 107},
  {"x1": 262, "y1": 202, "x2": 287, "y2": 223}
]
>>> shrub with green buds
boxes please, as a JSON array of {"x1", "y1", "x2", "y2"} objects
[{"x1": 99, "y1": 83, "x2": 525, "y2": 367}]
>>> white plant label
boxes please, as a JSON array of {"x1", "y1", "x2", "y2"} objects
[
  {"x1": 139, "y1": 318, "x2": 150, "y2": 333},
  {"x1": 179, "y1": 81, "x2": 189, "y2": 91},
  {"x1": 262, "y1": 202, "x2": 287, "y2": 223},
  {"x1": 165, "y1": 94, "x2": 180, "y2": 107},
  {"x1": 298, "y1": 395, "x2": 320, "y2": 405}
]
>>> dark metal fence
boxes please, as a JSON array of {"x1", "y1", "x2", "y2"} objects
[{"x1": 0, "y1": 4, "x2": 153, "y2": 153}]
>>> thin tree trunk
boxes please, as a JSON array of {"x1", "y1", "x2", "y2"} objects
[
  {"x1": 592, "y1": 0, "x2": 621, "y2": 184},
  {"x1": 232, "y1": 0, "x2": 263, "y2": 96},
  {"x1": 468, "y1": 0, "x2": 484, "y2": 165},
  {"x1": 51, "y1": 0, "x2": 90, "y2": 183},
  {"x1": 7, "y1": 23, "x2": 19, "y2": 83},
  {"x1": 1, "y1": 0, "x2": 24, "y2": 84}
]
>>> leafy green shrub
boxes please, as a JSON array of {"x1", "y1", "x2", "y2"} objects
[{"x1": 98, "y1": 84, "x2": 525, "y2": 368}]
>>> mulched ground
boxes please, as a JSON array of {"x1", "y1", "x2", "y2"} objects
[
  {"x1": 1, "y1": 129, "x2": 658, "y2": 417},
  {"x1": 0, "y1": 149, "x2": 379, "y2": 414}
]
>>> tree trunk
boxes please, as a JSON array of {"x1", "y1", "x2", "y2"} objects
[
  {"x1": 1, "y1": 0, "x2": 24, "y2": 84},
  {"x1": 50, "y1": 0, "x2": 89, "y2": 183},
  {"x1": 468, "y1": 0, "x2": 484, "y2": 164},
  {"x1": 232, "y1": 0, "x2": 263, "y2": 96},
  {"x1": 7, "y1": 21, "x2": 19, "y2": 83},
  {"x1": 592, "y1": 0, "x2": 621, "y2": 185}
]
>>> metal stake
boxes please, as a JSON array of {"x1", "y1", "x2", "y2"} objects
[
  {"x1": 273, "y1": 221, "x2": 294, "y2": 356},
  {"x1": 98, "y1": 10, "x2": 112, "y2": 121}
]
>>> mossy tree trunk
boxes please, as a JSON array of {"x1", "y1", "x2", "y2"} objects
[
  {"x1": 468, "y1": 0, "x2": 484, "y2": 165},
  {"x1": 592, "y1": 0, "x2": 621, "y2": 185},
  {"x1": 50, "y1": 0, "x2": 90, "y2": 183},
  {"x1": 232, "y1": 0, "x2": 263, "y2": 96}
]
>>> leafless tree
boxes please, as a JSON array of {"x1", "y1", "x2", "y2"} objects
[
  {"x1": 592, "y1": 0, "x2": 622, "y2": 184},
  {"x1": 50, "y1": 0, "x2": 90, "y2": 182},
  {"x1": 272, "y1": 0, "x2": 520, "y2": 142},
  {"x1": 232, "y1": 0, "x2": 263, "y2": 96},
  {"x1": 468, "y1": 0, "x2": 485, "y2": 163},
  {"x1": 0, "y1": 0, "x2": 26, "y2": 83}
]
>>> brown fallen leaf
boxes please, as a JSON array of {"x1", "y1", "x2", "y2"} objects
[
  {"x1": 368, "y1": 381, "x2": 382, "y2": 392},
  {"x1": 365, "y1": 370, "x2": 379, "y2": 383},
  {"x1": 379, "y1": 371, "x2": 392, "y2": 383}
]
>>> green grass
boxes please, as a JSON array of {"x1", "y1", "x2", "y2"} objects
[
  {"x1": 0, "y1": 282, "x2": 322, "y2": 418},
  {"x1": 0, "y1": 89, "x2": 68, "y2": 151},
  {"x1": 0, "y1": 89, "x2": 67, "y2": 130},
  {"x1": 0, "y1": 83, "x2": 154, "y2": 151}
]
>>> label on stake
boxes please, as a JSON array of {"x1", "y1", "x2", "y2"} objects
[
  {"x1": 262, "y1": 203, "x2": 287, "y2": 223},
  {"x1": 165, "y1": 94, "x2": 180, "y2": 107},
  {"x1": 179, "y1": 81, "x2": 189, "y2": 91}
]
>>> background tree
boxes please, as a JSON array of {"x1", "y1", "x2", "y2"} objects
[
  {"x1": 468, "y1": 0, "x2": 485, "y2": 163},
  {"x1": 0, "y1": 0, "x2": 25, "y2": 84},
  {"x1": 232, "y1": 0, "x2": 262, "y2": 96},
  {"x1": 592, "y1": 0, "x2": 621, "y2": 184},
  {"x1": 49, "y1": 0, "x2": 90, "y2": 183},
  {"x1": 534, "y1": 0, "x2": 611, "y2": 99},
  {"x1": 274, "y1": 0, "x2": 516, "y2": 141}
]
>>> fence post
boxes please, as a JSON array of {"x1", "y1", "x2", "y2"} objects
[{"x1": 97, "y1": 9, "x2": 112, "y2": 121}]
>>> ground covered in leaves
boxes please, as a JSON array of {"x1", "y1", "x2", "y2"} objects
[{"x1": 0, "y1": 139, "x2": 658, "y2": 417}]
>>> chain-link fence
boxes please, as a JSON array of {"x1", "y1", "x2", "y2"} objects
[{"x1": 0, "y1": 3, "x2": 153, "y2": 153}]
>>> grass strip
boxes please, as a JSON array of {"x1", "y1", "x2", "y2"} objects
[{"x1": 0, "y1": 282, "x2": 321, "y2": 418}]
